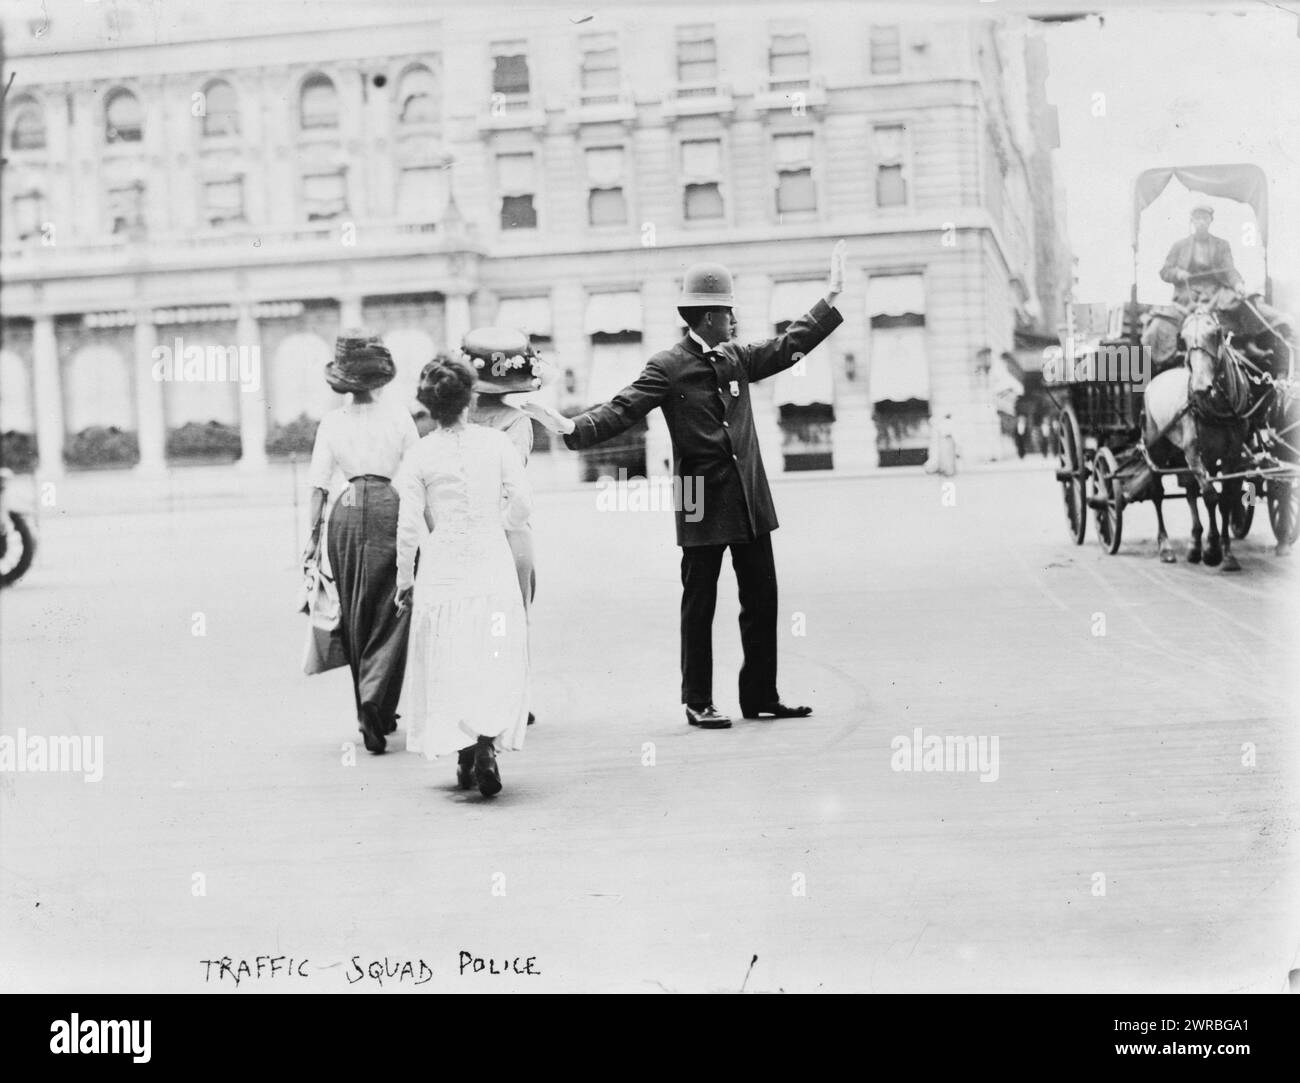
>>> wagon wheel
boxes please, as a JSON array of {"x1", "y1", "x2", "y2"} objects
[
  {"x1": 1058, "y1": 404, "x2": 1086, "y2": 544},
  {"x1": 1091, "y1": 447, "x2": 1124, "y2": 555},
  {"x1": 1267, "y1": 479, "x2": 1299, "y2": 546},
  {"x1": 1231, "y1": 480, "x2": 1257, "y2": 539}
]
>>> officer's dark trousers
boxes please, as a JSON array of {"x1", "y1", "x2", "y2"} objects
[{"x1": 680, "y1": 532, "x2": 778, "y2": 709}]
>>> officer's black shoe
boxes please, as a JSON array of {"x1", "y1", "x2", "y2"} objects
[
  {"x1": 686, "y1": 703, "x2": 732, "y2": 729},
  {"x1": 741, "y1": 702, "x2": 812, "y2": 720}
]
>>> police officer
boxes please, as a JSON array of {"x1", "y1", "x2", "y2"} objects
[{"x1": 526, "y1": 242, "x2": 847, "y2": 728}]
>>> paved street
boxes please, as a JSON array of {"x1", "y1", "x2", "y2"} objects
[{"x1": 2, "y1": 462, "x2": 1297, "y2": 993}]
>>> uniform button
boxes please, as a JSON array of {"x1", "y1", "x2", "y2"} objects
[
  {"x1": 732, "y1": 454, "x2": 738, "y2": 461},
  {"x1": 723, "y1": 422, "x2": 729, "y2": 427}
]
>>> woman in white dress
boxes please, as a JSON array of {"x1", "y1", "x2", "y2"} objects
[
  {"x1": 305, "y1": 331, "x2": 419, "y2": 754},
  {"x1": 394, "y1": 357, "x2": 532, "y2": 797}
]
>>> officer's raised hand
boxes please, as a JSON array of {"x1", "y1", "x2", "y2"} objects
[{"x1": 827, "y1": 239, "x2": 847, "y2": 306}]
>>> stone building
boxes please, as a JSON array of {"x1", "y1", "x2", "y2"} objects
[{"x1": 0, "y1": 3, "x2": 1068, "y2": 477}]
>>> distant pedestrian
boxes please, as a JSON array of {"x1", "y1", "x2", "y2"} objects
[
  {"x1": 304, "y1": 331, "x2": 419, "y2": 754},
  {"x1": 926, "y1": 412, "x2": 957, "y2": 476}
]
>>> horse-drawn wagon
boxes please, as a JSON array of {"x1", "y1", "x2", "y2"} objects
[{"x1": 1048, "y1": 164, "x2": 1298, "y2": 565}]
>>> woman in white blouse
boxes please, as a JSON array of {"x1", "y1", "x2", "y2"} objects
[
  {"x1": 394, "y1": 356, "x2": 532, "y2": 797},
  {"x1": 305, "y1": 332, "x2": 418, "y2": 754}
]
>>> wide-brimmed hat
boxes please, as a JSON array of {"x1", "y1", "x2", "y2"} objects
[
  {"x1": 458, "y1": 326, "x2": 545, "y2": 393},
  {"x1": 327, "y1": 330, "x2": 396, "y2": 393},
  {"x1": 679, "y1": 262, "x2": 735, "y2": 307}
]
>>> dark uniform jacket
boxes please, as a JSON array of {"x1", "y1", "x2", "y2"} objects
[{"x1": 563, "y1": 299, "x2": 843, "y2": 547}]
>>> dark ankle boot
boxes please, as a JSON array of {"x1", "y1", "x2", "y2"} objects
[
  {"x1": 473, "y1": 736, "x2": 501, "y2": 797},
  {"x1": 456, "y1": 746, "x2": 475, "y2": 790}
]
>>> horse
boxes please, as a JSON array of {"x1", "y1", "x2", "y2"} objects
[{"x1": 1141, "y1": 305, "x2": 1253, "y2": 570}]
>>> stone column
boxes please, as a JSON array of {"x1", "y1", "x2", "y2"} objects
[
  {"x1": 444, "y1": 291, "x2": 471, "y2": 352},
  {"x1": 640, "y1": 278, "x2": 674, "y2": 477},
  {"x1": 132, "y1": 312, "x2": 167, "y2": 472},
  {"x1": 140, "y1": 76, "x2": 167, "y2": 235},
  {"x1": 339, "y1": 293, "x2": 363, "y2": 332},
  {"x1": 236, "y1": 303, "x2": 269, "y2": 471},
  {"x1": 368, "y1": 65, "x2": 395, "y2": 219},
  {"x1": 71, "y1": 85, "x2": 100, "y2": 239},
  {"x1": 31, "y1": 314, "x2": 65, "y2": 478},
  {"x1": 551, "y1": 279, "x2": 587, "y2": 412}
]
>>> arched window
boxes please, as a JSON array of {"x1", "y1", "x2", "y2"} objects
[
  {"x1": 300, "y1": 74, "x2": 338, "y2": 130},
  {"x1": 105, "y1": 89, "x2": 143, "y2": 144},
  {"x1": 398, "y1": 66, "x2": 438, "y2": 125},
  {"x1": 9, "y1": 100, "x2": 46, "y2": 151},
  {"x1": 202, "y1": 80, "x2": 240, "y2": 138}
]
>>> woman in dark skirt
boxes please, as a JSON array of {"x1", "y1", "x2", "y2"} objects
[{"x1": 304, "y1": 331, "x2": 419, "y2": 753}]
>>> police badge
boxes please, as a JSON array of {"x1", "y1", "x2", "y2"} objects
[{"x1": 729, "y1": 380, "x2": 740, "y2": 397}]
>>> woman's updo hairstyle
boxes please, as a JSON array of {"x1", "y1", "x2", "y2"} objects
[{"x1": 416, "y1": 354, "x2": 476, "y2": 425}]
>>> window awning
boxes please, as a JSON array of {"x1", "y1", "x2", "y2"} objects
[
  {"x1": 497, "y1": 295, "x2": 553, "y2": 337},
  {"x1": 771, "y1": 350, "x2": 833, "y2": 407},
  {"x1": 585, "y1": 291, "x2": 643, "y2": 334},
  {"x1": 769, "y1": 280, "x2": 819, "y2": 325},
  {"x1": 586, "y1": 338, "x2": 645, "y2": 404},
  {"x1": 868, "y1": 273, "x2": 926, "y2": 318},
  {"x1": 870, "y1": 324, "x2": 930, "y2": 403}
]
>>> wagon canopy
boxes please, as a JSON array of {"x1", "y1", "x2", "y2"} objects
[{"x1": 1133, "y1": 163, "x2": 1268, "y2": 245}]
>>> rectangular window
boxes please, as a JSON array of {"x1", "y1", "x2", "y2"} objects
[
  {"x1": 497, "y1": 152, "x2": 537, "y2": 230},
  {"x1": 588, "y1": 188, "x2": 626, "y2": 227},
  {"x1": 204, "y1": 177, "x2": 244, "y2": 227},
  {"x1": 769, "y1": 32, "x2": 810, "y2": 85},
  {"x1": 676, "y1": 24, "x2": 717, "y2": 86},
  {"x1": 586, "y1": 146, "x2": 626, "y2": 226},
  {"x1": 108, "y1": 182, "x2": 144, "y2": 234},
  {"x1": 869, "y1": 25, "x2": 902, "y2": 75},
  {"x1": 501, "y1": 194, "x2": 536, "y2": 230},
  {"x1": 873, "y1": 125, "x2": 908, "y2": 207},
  {"x1": 302, "y1": 171, "x2": 347, "y2": 221},
  {"x1": 774, "y1": 133, "x2": 815, "y2": 214},
  {"x1": 684, "y1": 183, "x2": 723, "y2": 221},
  {"x1": 580, "y1": 34, "x2": 621, "y2": 100},
  {"x1": 681, "y1": 138, "x2": 723, "y2": 221},
  {"x1": 397, "y1": 166, "x2": 449, "y2": 221},
  {"x1": 492, "y1": 43, "x2": 530, "y2": 96},
  {"x1": 13, "y1": 191, "x2": 42, "y2": 239},
  {"x1": 777, "y1": 169, "x2": 815, "y2": 214}
]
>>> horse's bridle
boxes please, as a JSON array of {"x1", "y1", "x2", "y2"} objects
[{"x1": 1182, "y1": 311, "x2": 1253, "y2": 427}]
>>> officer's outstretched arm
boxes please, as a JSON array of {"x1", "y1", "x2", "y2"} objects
[
  {"x1": 556, "y1": 359, "x2": 671, "y2": 450},
  {"x1": 741, "y1": 303, "x2": 845, "y2": 383}
]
